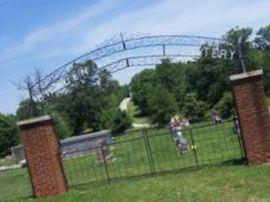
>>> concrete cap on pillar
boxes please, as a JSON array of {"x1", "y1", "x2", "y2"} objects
[
  {"x1": 17, "y1": 115, "x2": 53, "y2": 127},
  {"x1": 230, "y1": 69, "x2": 263, "y2": 81}
]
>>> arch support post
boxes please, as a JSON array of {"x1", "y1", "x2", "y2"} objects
[
  {"x1": 230, "y1": 69, "x2": 270, "y2": 165},
  {"x1": 18, "y1": 115, "x2": 67, "y2": 198}
]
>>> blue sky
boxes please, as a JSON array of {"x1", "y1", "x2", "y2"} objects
[{"x1": 0, "y1": 0, "x2": 270, "y2": 114}]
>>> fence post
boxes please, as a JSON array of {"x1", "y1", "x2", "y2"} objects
[
  {"x1": 230, "y1": 69, "x2": 270, "y2": 165},
  {"x1": 17, "y1": 115, "x2": 67, "y2": 198},
  {"x1": 145, "y1": 129, "x2": 156, "y2": 174},
  {"x1": 142, "y1": 129, "x2": 155, "y2": 175}
]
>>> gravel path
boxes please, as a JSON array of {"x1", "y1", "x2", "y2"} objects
[
  {"x1": 119, "y1": 97, "x2": 153, "y2": 129},
  {"x1": 119, "y1": 97, "x2": 131, "y2": 111}
]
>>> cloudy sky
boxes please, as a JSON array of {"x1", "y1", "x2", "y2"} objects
[{"x1": 0, "y1": 0, "x2": 270, "y2": 114}]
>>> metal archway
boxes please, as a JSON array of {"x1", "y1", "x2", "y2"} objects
[{"x1": 30, "y1": 33, "x2": 225, "y2": 101}]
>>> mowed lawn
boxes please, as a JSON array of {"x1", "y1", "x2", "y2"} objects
[
  {"x1": 0, "y1": 121, "x2": 248, "y2": 201},
  {"x1": 17, "y1": 165, "x2": 270, "y2": 202}
]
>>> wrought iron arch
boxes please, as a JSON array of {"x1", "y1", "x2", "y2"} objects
[{"x1": 29, "y1": 33, "x2": 225, "y2": 101}]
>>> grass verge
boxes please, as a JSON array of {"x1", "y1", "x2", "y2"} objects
[{"x1": 18, "y1": 165, "x2": 270, "y2": 202}]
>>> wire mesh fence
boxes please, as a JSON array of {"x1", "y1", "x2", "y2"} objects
[{"x1": 62, "y1": 120, "x2": 244, "y2": 188}]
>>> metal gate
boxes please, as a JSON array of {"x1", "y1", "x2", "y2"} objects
[
  {"x1": 146, "y1": 120, "x2": 244, "y2": 174},
  {"x1": 62, "y1": 120, "x2": 244, "y2": 187}
]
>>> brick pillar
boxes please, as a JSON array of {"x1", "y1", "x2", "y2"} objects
[
  {"x1": 18, "y1": 115, "x2": 67, "y2": 198},
  {"x1": 230, "y1": 69, "x2": 270, "y2": 165}
]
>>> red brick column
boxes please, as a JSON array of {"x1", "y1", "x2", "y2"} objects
[
  {"x1": 230, "y1": 70, "x2": 270, "y2": 165},
  {"x1": 18, "y1": 115, "x2": 67, "y2": 198}
]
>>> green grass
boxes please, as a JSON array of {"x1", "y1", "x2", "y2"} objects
[
  {"x1": 18, "y1": 165, "x2": 270, "y2": 202},
  {"x1": 267, "y1": 97, "x2": 270, "y2": 106},
  {"x1": 0, "y1": 168, "x2": 32, "y2": 201},
  {"x1": 127, "y1": 101, "x2": 151, "y2": 125},
  {"x1": 0, "y1": 121, "x2": 243, "y2": 201},
  {"x1": 0, "y1": 157, "x2": 18, "y2": 167}
]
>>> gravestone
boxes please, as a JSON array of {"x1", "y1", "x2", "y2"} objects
[{"x1": 96, "y1": 139, "x2": 113, "y2": 165}]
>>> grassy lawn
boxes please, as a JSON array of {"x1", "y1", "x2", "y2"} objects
[
  {"x1": 127, "y1": 101, "x2": 151, "y2": 125},
  {"x1": 0, "y1": 157, "x2": 18, "y2": 167},
  {"x1": 267, "y1": 97, "x2": 270, "y2": 106},
  {"x1": 17, "y1": 165, "x2": 270, "y2": 202},
  {"x1": 0, "y1": 168, "x2": 32, "y2": 201}
]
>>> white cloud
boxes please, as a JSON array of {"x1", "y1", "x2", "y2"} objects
[
  {"x1": 79, "y1": 0, "x2": 270, "y2": 51},
  {"x1": 2, "y1": 0, "x2": 270, "y2": 65},
  {"x1": 0, "y1": 0, "x2": 123, "y2": 63}
]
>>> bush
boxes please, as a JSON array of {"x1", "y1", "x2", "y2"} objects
[
  {"x1": 216, "y1": 92, "x2": 234, "y2": 118},
  {"x1": 102, "y1": 108, "x2": 132, "y2": 135},
  {"x1": 182, "y1": 93, "x2": 209, "y2": 121}
]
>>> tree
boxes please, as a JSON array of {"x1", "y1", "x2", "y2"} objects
[
  {"x1": 52, "y1": 112, "x2": 72, "y2": 139},
  {"x1": 62, "y1": 60, "x2": 128, "y2": 135},
  {"x1": 155, "y1": 59, "x2": 187, "y2": 108},
  {"x1": 0, "y1": 114, "x2": 19, "y2": 157},
  {"x1": 148, "y1": 86, "x2": 178, "y2": 125},
  {"x1": 255, "y1": 24, "x2": 270, "y2": 50},
  {"x1": 16, "y1": 99, "x2": 32, "y2": 120},
  {"x1": 182, "y1": 93, "x2": 208, "y2": 121},
  {"x1": 186, "y1": 59, "x2": 229, "y2": 105},
  {"x1": 101, "y1": 108, "x2": 132, "y2": 135},
  {"x1": 14, "y1": 75, "x2": 39, "y2": 117},
  {"x1": 254, "y1": 24, "x2": 270, "y2": 94},
  {"x1": 216, "y1": 92, "x2": 234, "y2": 118},
  {"x1": 130, "y1": 69, "x2": 155, "y2": 116},
  {"x1": 224, "y1": 27, "x2": 253, "y2": 72}
]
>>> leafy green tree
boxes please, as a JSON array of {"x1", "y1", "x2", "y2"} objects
[
  {"x1": 224, "y1": 27, "x2": 253, "y2": 72},
  {"x1": 16, "y1": 98, "x2": 72, "y2": 139},
  {"x1": 16, "y1": 99, "x2": 43, "y2": 120},
  {"x1": 254, "y1": 24, "x2": 270, "y2": 94},
  {"x1": 63, "y1": 60, "x2": 127, "y2": 135},
  {"x1": 148, "y1": 86, "x2": 178, "y2": 125},
  {"x1": 16, "y1": 60, "x2": 128, "y2": 137},
  {"x1": 16, "y1": 99, "x2": 31, "y2": 120},
  {"x1": 0, "y1": 114, "x2": 19, "y2": 157},
  {"x1": 101, "y1": 108, "x2": 132, "y2": 135},
  {"x1": 64, "y1": 60, "x2": 107, "y2": 134},
  {"x1": 186, "y1": 59, "x2": 229, "y2": 105},
  {"x1": 216, "y1": 92, "x2": 234, "y2": 118},
  {"x1": 255, "y1": 24, "x2": 270, "y2": 50},
  {"x1": 182, "y1": 93, "x2": 208, "y2": 121},
  {"x1": 130, "y1": 69, "x2": 155, "y2": 116},
  {"x1": 155, "y1": 59, "x2": 187, "y2": 108}
]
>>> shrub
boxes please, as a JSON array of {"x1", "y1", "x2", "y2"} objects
[
  {"x1": 102, "y1": 108, "x2": 132, "y2": 135},
  {"x1": 182, "y1": 93, "x2": 209, "y2": 122},
  {"x1": 216, "y1": 92, "x2": 234, "y2": 118}
]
